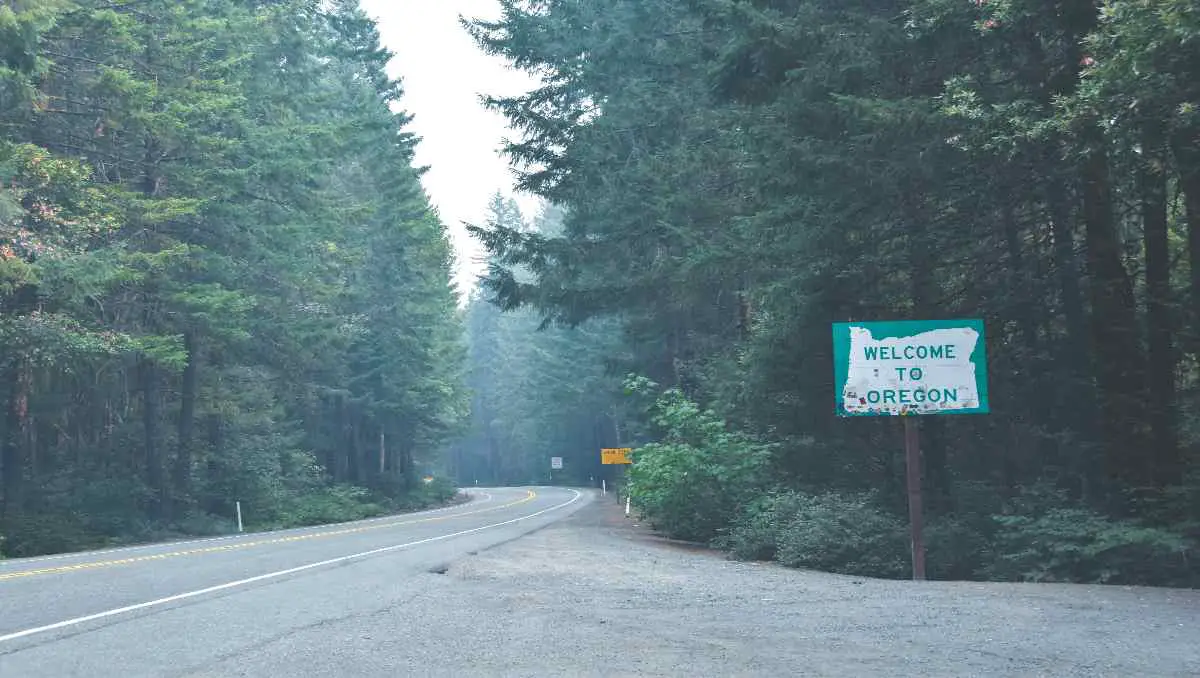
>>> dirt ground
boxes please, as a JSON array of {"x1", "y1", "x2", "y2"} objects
[{"x1": 432, "y1": 493, "x2": 1200, "y2": 677}]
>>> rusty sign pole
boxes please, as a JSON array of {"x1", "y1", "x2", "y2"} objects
[{"x1": 903, "y1": 416, "x2": 926, "y2": 581}]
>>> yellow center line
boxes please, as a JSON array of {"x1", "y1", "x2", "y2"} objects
[{"x1": 0, "y1": 490, "x2": 537, "y2": 582}]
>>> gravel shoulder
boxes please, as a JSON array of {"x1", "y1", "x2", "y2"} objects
[
  {"x1": 173, "y1": 490, "x2": 1198, "y2": 677},
  {"x1": 432, "y1": 493, "x2": 1198, "y2": 677}
]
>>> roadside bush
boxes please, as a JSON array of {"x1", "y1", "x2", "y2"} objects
[
  {"x1": 1, "y1": 512, "x2": 108, "y2": 557},
  {"x1": 718, "y1": 490, "x2": 910, "y2": 579},
  {"x1": 984, "y1": 505, "x2": 1195, "y2": 586},
  {"x1": 1160, "y1": 473, "x2": 1200, "y2": 543},
  {"x1": 924, "y1": 513, "x2": 992, "y2": 581},
  {"x1": 274, "y1": 484, "x2": 386, "y2": 528},
  {"x1": 0, "y1": 446, "x2": 457, "y2": 557},
  {"x1": 774, "y1": 491, "x2": 910, "y2": 578},
  {"x1": 376, "y1": 475, "x2": 459, "y2": 511},
  {"x1": 171, "y1": 511, "x2": 238, "y2": 538},
  {"x1": 271, "y1": 476, "x2": 459, "y2": 529},
  {"x1": 715, "y1": 491, "x2": 810, "y2": 561},
  {"x1": 69, "y1": 475, "x2": 156, "y2": 538},
  {"x1": 625, "y1": 377, "x2": 772, "y2": 543},
  {"x1": 1, "y1": 472, "x2": 155, "y2": 556},
  {"x1": 919, "y1": 481, "x2": 1004, "y2": 580},
  {"x1": 406, "y1": 476, "x2": 459, "y2": 507}
]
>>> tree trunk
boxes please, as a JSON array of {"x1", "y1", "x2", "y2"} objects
[
  {"x1": 1045, "y1": 178, "x2": 1097, "y2": 500},
  {"x1": 1047, "y1": 185, "x2": 1091, "y2": 370},
  {"x1": 203, "y1": 412, "x2": 223, "y2": 515},
  {"x1": 142, "y1": 359, "x2": 165, "y2": 521},
  {"x1": 1182, "y1": 164, "x2": 1200, "y2": 350},
  {"x1": 1, "y1": 360, "x2": 31, "y2": 535},
  {"x1": 487, "y1": 424, "x2": 502, "y2": 485},
  {"x1": 355, "y1": 422, "x2": 368, "y2": 485},
  {"x1": 320, "y1": 396, "x2": 337, "y2": 481},
  {"x1": 174, "y1": 331, "x2": 199, "y2": 516},
  {"x1": 1003, "y1": 200, "x2": 1054, "y2": 473},
  {"x1": 347, "y1": 406, "x2": 362, "y2": 485},
  {"x1": 400, "y1": 440, "x2": 416, "y2": 491},
  {"x1": 379, "y1": 429, "x2": 386, "y2": 476},
  {"x1": 1080, "y1": 133, "x2": 1149, "y2": 504},
  {"x1": 1003, "y1": 204, "x2": 1041, "y2": 356},
  {"x1": 333, "y1": 396, "x2": 348, "y2": 482},
  {"x1": 1140, "y1": 130, "x2": 1177, "y2": 487}
]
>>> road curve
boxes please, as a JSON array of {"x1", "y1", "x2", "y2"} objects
[{"x1": 0, "y1": 486, "x2": 589, "y2": 677}]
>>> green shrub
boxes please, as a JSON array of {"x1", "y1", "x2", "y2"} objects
[
  {"x1": 715, "y1": 491, "x2": 809, "y2": 561},
  {"x1": 367, "y1": 474, "x2": 457, "y2": 511},
  {"x1": 773, "y1": 491, "x2": 910, "y2": 578},
  {"x1": 172, "y1": 511, "x2": 238, "y2": 537},
  {"x1": 1, "y1": 512, "x2": 108, "y2": 557},
  {"x1": 1161, "y1": 473, "x2": 1200, "y2": 541},
  {"x1": 407, "y1": 476, "x2": 459, "y2": 507},
  {"x1": 924, "y1": 514, "x2": 991, "y2": 581},
  {"x1": 72, "y1": 476, "x2": 156, "y2": 538},
  {"x1": 984, "y1": 506, "x2": 1195, "y2": 586},
  {"x1": 976, "y1": 482, "x2": 1197, "y2": 586},
  {"x1": 625, "y1": 378, "x2": 772, "y2": 542},
  {"x1": 267, "y1": 484, "x2": 385, "y2": 529},
  {"x1": 718, "y1": 490, "x2": 910, "y2": 579}
]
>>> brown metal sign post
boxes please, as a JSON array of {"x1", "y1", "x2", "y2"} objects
[{"x1": 903, "y1": 416, "x2": 925, "y2": 581}]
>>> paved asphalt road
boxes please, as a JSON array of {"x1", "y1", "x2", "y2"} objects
[{"x1": 0, "y1": 486, "x2": 588, "y2": 677}]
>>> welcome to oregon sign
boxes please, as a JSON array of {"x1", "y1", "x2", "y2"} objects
[{"x1": 832, "y1": 319, "x2": 989, "y2": 417}]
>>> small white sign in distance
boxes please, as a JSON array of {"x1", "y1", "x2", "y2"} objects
[{"x1": 550, "y1": 456, "x2": 563, "y2": 470}]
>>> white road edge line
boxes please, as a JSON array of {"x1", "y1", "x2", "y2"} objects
[
  {"x1": 0, "y1": 488, "x2": 583, "y2": 645},
  {"x1": 0, "y1": 490, "x2": 496, "y2": 567}
]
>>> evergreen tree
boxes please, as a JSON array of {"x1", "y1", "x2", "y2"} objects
[
  {"x1": 465, "y1": 0, "x2": 1200, "y2": 584},
  {"x1": 0, "y1": 0, "x2": 466, "y2": 555}
]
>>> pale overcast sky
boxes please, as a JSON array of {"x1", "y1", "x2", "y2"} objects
[{"x1": 359, "y1": 0, "x2": 542, "y2": 298}]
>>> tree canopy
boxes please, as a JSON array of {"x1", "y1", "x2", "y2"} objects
[
  {"x1": 0, "y1": 0, "x2": 465, "y2": 555},
  {"x1": 464, "y1": 0, "x2": 1200, "y2": 585}
]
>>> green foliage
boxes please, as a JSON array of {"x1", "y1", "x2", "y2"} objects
[
  {"x1": 0, "y1": 0, "x2": 468, "y2": 557},
  {"x1": 458, "y1": 197, "x2": 629, "y2": 487},
  {"x1": 626, "y1": 377, "x2": 772, "y2": 542},
  {"x1": 715, "y1": 482, "x2": 1196, "y2": 585},
  {"x1": 715, "y1": 478, "x2": 1197, "y2": 584},
  {"x1": 985, "y1": 485, "x2": 1197, "y2": 587},
  {"x1": 719, "y1": 490, "x2": 911, "y2": 579},
  {"x1": 466, "y1": 0, "x2": 1200, "y2": 587},
  {"x1": 399, "y1": 476, "x2": 460, "y2": 510},
  {"x1": 773, "y1": 493, "x2": 911, "y2": 579},
  {"x1": 0, "y1": 512, "x2": 108, "y2": 557},
  {"x1": 923, "y1": 513, "x2": 993, "y2": 582},
  {"x1": 274, "y1": 485, "x2": 385, "y2": 529},
  {"x1": 714, "y1": 491, "x2": 805, "y2": 562}
]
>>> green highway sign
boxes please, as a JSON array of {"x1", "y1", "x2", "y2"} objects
[{"x1": 832, "y1": 319, "x2": 989, "y2": 417}]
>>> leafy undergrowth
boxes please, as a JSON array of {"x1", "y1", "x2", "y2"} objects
[
  {"x1": 628, "y1": 381, "x2": 1197, "y2": 588},
  {"x1": 0, "y1": 476, "x2": 461, "y2": 558},
  {"x1": 715, "y1": 490, "x2": 911, "y2": 579},
  {"x1": 715, "y1": 486, "x2": 1197, "y2": 587},
  {"x1": 624, "y1": 377, "x2": 773, "y2": 543}
]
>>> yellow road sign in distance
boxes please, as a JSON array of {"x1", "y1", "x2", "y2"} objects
[{"x1": 601, "y1": 447, "x2": 632, "y2": 465}]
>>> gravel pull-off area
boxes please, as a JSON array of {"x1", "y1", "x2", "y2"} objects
[{"x1": 430, "y1": 496, "x2": 1198, "y2": 677}]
